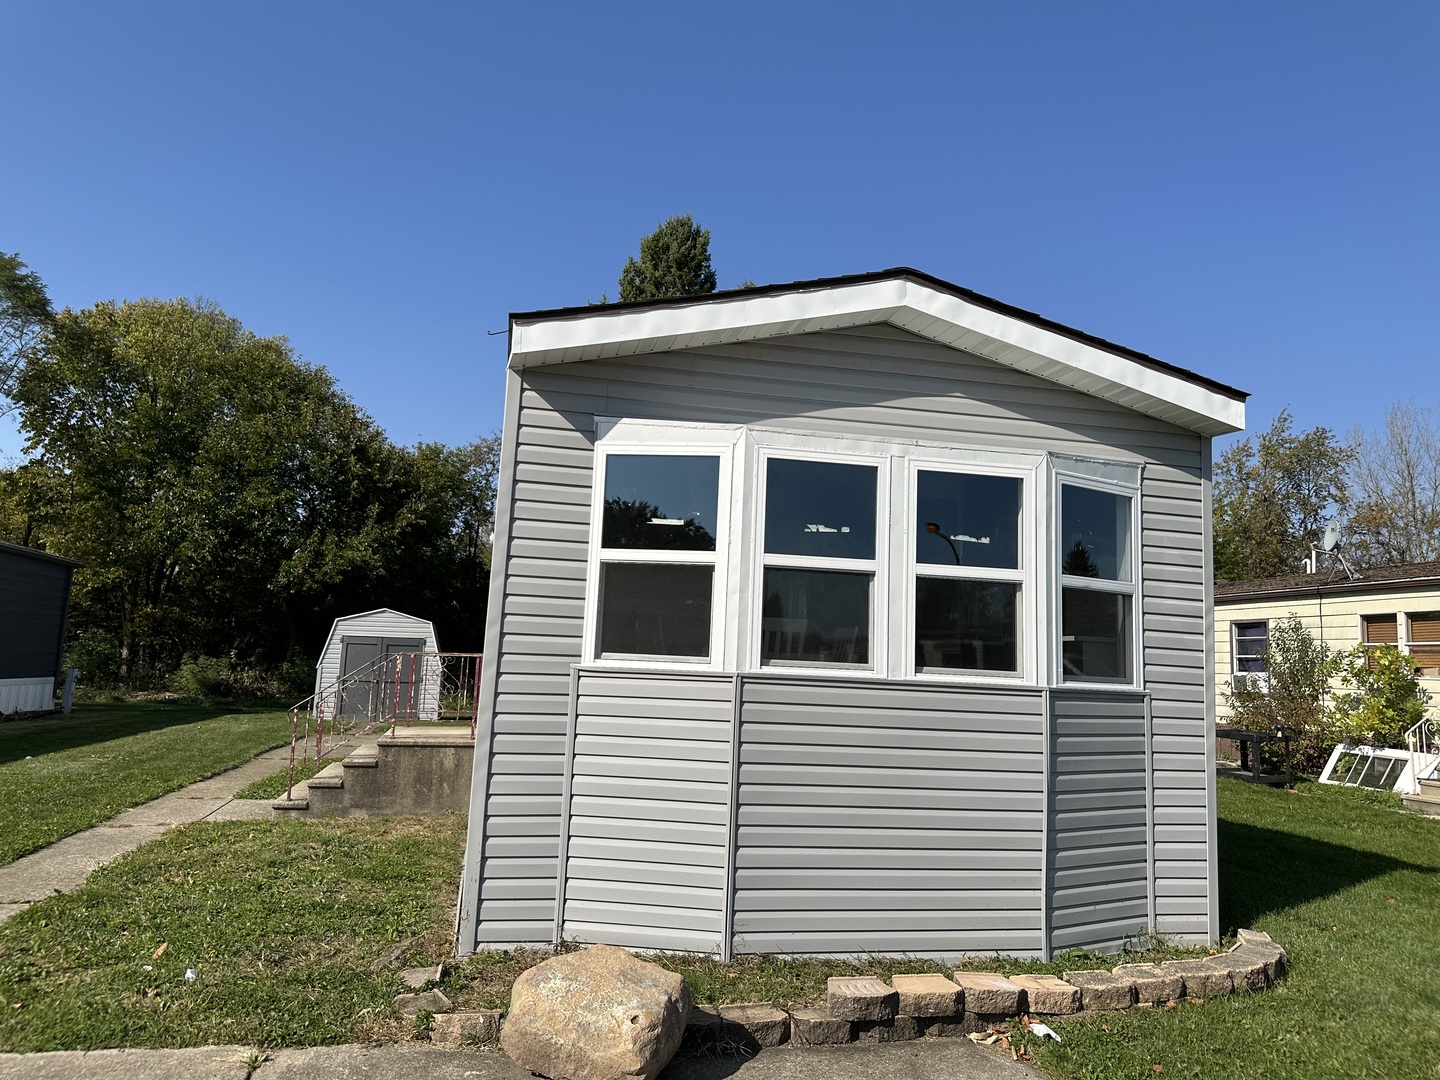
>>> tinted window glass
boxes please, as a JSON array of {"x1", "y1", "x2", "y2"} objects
[
  {"x1": 1060, "y1": 486, "x2": 1131, "y2": 582},
  {"x1": 761, "y1": 568, "x2": 870, "y2": 664},
  {"x1": 915, "y1": 578, "x2": 1019, "y2": 673},
  {"x1": 915, "y1": 472, "x2": 1021, "y2": 569},
  {"x1": 1061, "y1": 587, "x2": 1131, "y2": 680},
  {"x1": 764, "y1": 459, "x2": 877, "y2": 559},
  {"x1": 602, "y1": 455, "x2": 719, "y2": 551},
  {"x1": 598, "y1": 564, "x2": 713, "y2": 657}
]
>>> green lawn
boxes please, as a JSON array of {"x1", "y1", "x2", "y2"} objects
[
  {"x1": 0, "y1": 702, "x2": 293, "y2": 865},
  {"x1": 1026, "y1": 778, "x2": 1440, "y2": 1080},
  {"x1": 233, "y1": 758, "x2": 325, "y2": 800},
  {"x1": 0, "y1": 816, "x2": 464, "y2": 1050}
]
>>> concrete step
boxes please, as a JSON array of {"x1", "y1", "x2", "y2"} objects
[
  {"x1": 343, "y1": 743, "x2": 380, "y2": 769},
  {"x1": 1402, "y1": 792, "x2": 1440, "y2": 817},
  {"x1": 307, "y1": 761, "x2": 347, "y2": 790}
]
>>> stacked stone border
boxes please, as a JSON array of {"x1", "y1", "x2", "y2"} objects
[{"x1": 425, "y1": 929, "x2": 1288, "y2": 1050}]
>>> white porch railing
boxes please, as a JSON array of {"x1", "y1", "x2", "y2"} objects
[{"x1": 1405, "y1": 716, "x2": 1439, "y2": 795}]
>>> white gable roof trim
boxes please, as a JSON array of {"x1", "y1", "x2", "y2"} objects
[{"x1": 509, "y1": 274, "x2": 1245, "y2": 437}]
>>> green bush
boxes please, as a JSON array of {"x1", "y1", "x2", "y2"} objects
[
  {"x1": 1225, "y1": 614, "x2": 1341, "y2": 771},
  {"x1": 166, "y1": 655, "x2": 311, "y2": 703},
  {"x1": 168, "y1": 655, "x2": 237, "y2": 699},
  {"x1": 1328, "y1": 644, "x2": 1431, "y2": 748}
]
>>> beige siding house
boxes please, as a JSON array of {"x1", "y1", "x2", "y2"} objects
[{"x1": 1215, "y1": 561, "x2": 1440, "y2": 721}]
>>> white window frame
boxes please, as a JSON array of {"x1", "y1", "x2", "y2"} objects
[
  {"x1": 1231, "y1": 619, "x2": 1269, "y2": 690},
  {"x1": 749, "y1": 440, "x2": 891, "y2": 676},
  {"x1": 1053, "y1": 472, "x2": 1142, "y2": 688},
  {"x1": 583, "y1": 419, "x2": 742, "y2": 672},
  {"x1": 902, "y1": 457, "x2": 1037, "y2": 684}
]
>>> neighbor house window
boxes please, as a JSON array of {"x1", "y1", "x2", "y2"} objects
[
  {"x1": 759, "y1": 456, "x2": 878, "y2": 667},
  {"x1": 1232, "y1": 621, "x2": 1268, "y2": 674},
  {"x1": 912, "y1": 468, "x2": 1024, "y2": 675},
  {"x1": 1059, "y1": 482, "x2": 1134, "y2": 681},
  {"x1": 595, "y1": 453, "x2": 721, "y2": 660},
  {"x1": 1362, "y1": 613, "x2": 1398, "y2": 669},
  {"x1": 1405, "y1": 612, "x2": 1440, "y2": 676}
]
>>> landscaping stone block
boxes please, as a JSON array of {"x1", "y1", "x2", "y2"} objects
[
  {"x1": 827, "y1": 976, "x2": 898, "y2": 1021},
  {"x1": 950, "y1": 972, "x2": 1023, "y2": 1015},
  {"x1": 1236, "y1": 928, "x2": 1275, "y2": 947},
  {"x1": 1229, "y1": 943, "x2": 1284, "y2": 983},
  {"x1": 431, "y1": 1010, "x2": 502, "y2": 1046},
  {"x1": 400, "y1": 964, "x2": 442, "y2": 990},
  {"x1": 853, "y1": 1015, "x2": 920, "y2": 1043},
  {"x1": 717, "y1": 1002, "x2": 790, "y2": 1049},
  {"x1": 684, "y1": 1005, "x2": 724, "y2": 1045},
  {"x1": 1010, "y1": 974, "x2": 1081, "y2": 1015},
  {"x1": 788, "y1": 1008, "x2": 853, "y2": 1046},
  {"x1": 1062, "y1": 969, "x2": 1134, "y2": 1010},
  {"x1": 395, "y1": 989, "x2": 452, "y2": 1016},
  {"x1": 1162, "y1": 959, "x2": 1233, "y2": 999},
  {"x1": 921, "y1": 1013, "x2": 1004, "y2": 1038},
  {"x1": 1223, "y1": 949, "x2": 1271, "y2": 992},
  {"x1": 1114, "y1": 963, "x2": 1183, "y2": 1005},
  {"x1": 890, "y1": 973, "x2": 964, "y2": 1017}
]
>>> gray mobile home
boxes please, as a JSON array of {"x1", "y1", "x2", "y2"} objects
[
  {"x1": 458, "y1": 269, "x2": 1246, "y2": 960},
  {"x1": 0, "y1": 540, "x2": 78, "y2": 715}
]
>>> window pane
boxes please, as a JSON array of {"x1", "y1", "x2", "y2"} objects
[
  {"x1": 1062, "y1": 587, "x2": 1131, "y2": 680},
  {"x1": 916, "y1": 471, "x2": 1021, "y2": 568},
  {"x1": 1234, "y1": 621, "x2": 1268, "y2": 673},
  {"x1": 599, "y1": 563, "x2": 713, "y2": 657},
  {"x1": 1060, "y1": 486, "x2": 1131, "y2": 582},
  {"x1": 764, "y1": 459, "x2": 877, "y2": 559},
  {"x1": 915, "y1": 578, "x2": 1019, "y2": 673},
  {"x1": 761, "y1": 568, "x2": 870, "y2": 664},
  {"x1": 602, "y1": 455, "x2": 719, "y2": 551}
]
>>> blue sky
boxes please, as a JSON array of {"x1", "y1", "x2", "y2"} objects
[{"x1": 3, "y1": 1, "x2": 1436, "y2": 462}]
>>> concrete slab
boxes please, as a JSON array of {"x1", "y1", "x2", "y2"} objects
[
  {"x1": 0, "y1": 1045, "x2": 254, "y2": 1080},
  {"x1": 0, "y1": 904, "x2": 29, "y2": 922},
  {"x1": 108, "y1": 798, "x2": 231, "y2": 827},
  {"x1": 204, "y1": 800, "x2": 276, "y2": 822},
  {"x1": 0, "y1": 1038, "x2": 1044, "y2": 1080}
]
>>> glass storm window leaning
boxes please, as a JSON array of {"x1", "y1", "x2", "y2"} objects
[
  {"x1": 595, "y1": 454, "x2": 721, "y2": 660},
  {"x1": 1059, "y1": 483, "x2": 1135, "y2": 682}
]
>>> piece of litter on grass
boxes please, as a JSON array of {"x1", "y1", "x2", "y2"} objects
[
  {"x1": 1029, "y1": 1022, "x2": 1061, "y2": 1042},
  {"x1": 152, "y1": 942, "x2": 168, "y2": 959},
  {"x1": 184, "y1": 968, "x2": 197, "y2": 982},
  {"x1": 142, "y1": 965, "x2": 152, "y2": 972}
]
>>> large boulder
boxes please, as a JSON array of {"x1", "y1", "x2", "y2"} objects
[{"x1": 501, "y1": 945, "x2": 692, "y2": 1080}]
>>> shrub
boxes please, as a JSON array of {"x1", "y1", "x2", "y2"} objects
[
  {"x1": 1225, "y1": 615, "x2": 1341, "y2": 771},
  {"x1": 1327, "y1": 644, "x2": 1431, "y2": 748},
  {"x1": 168, "y1": 654, "x2": 237, "y2": 699}
]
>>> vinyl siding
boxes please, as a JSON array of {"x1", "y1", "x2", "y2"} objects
[
  {"x1": 461, "y1": 323, "x2": 1211, "y2": 953},
  {"x1": 733, "y1": 677, "x2": 1045, "y2": 958},
  {"x1": 1140, "y1": 471, "x2": 1212, "y2": 939},
  {"x1": 559, "y1": 670, "x2": 734, "y2": 953},
  {"x1": 1047, "y1": 692, "x2": 1151, "y2": 952}
]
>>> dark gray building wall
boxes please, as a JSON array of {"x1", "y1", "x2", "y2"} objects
[{"x1": 0, "y1": 542, "x2": 76, "y2": 681}]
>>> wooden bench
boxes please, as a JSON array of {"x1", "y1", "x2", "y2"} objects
[{"x1": 1216, "y1": 726, "x2": 1294, "y2": 785}]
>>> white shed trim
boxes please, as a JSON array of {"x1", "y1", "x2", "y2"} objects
[
  {"x1": 313, "y1": 608, "x2": 439, "y2": 700},
  {"x1": 510, "y1": 273, "x2": 1245, "y2": 437}
]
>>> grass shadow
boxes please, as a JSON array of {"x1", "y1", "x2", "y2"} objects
[
  {"x1": 0, "y1": 701, "x2": 272, "y2": 767},
  {"x1": 1218, "y1": 814, "x2": 1437, "y2": 931}
]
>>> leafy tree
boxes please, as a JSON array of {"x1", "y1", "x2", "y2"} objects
[
  {"x1": 1213, "y1": 409, "x2": 1353, "y2": 581},
  {"x1": 1346, "y1": 400, "x2": 1440, "y2": 567},
  {"x1": 0, "y1": 252, "x2": 54, "y2": 414},
  {"x1": 617, "y1": 214, "x2": 718, "y2": 302},
  {"x1": 1328, "y1": 644, "x2": 1430, "y2": 748},
  {"x1": 1224, "y1": 614, "x2": 1341, "y2": 770}
]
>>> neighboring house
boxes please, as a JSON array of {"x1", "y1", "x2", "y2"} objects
[
  {"x1": 457, "y1": 268, "x2": 1246, "y2": 961},
  {"x1": 0, "y1": 540, "x2": 79, "y2": 715},
  {"x1": 1215, "y1": 561, "x2": 1440, "y2": 719}
]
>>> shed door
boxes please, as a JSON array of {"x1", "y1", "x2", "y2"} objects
[{"x1": 338, "y1": 636, "x2": 425, "y2": 718}]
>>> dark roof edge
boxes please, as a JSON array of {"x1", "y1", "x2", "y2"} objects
[
  {"x1": 509, "y1": 267, "x2": 1249, "y2": 403},
  {"x1": 1217, "y1": 573, "x2": 1440, "y2": 603},
  {"x1": 0, "y1": 538, "x2": 81, "y2": 568}
]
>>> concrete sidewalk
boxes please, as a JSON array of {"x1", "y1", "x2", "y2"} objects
[
  {"x1": 0, "y1": 736, "x2": 362, "y2": 925},
  {"x1": 0, "y1": 1039, "x2": 1044, "y2": 1080}
]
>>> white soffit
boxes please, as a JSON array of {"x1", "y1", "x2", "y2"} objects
[{"x1": 509, "y1": 278, "x2": 1245, "y2": 436}]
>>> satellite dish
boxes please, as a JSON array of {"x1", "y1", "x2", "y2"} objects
[{"x1": 1321, "y1": 521, "x2": 1342, "y2": 553}]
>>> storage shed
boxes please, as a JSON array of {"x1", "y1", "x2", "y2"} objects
[
  {"x1": 314, "y1": 608, "x2": 440, "y2": 719},
  {"x1": 0, "y1": 539, "x2": 78, "y2": 715},
  {"x1": 458, "y1": 269, "x2": 1247, "y2": 961}
]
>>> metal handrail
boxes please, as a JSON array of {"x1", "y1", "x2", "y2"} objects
[
  {"x1": 1405, "y1": 715, "x2": 1439, "y2": 796},
  {"x1": 282, "y1": 650, "x2": 484, "y2": 801}
]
